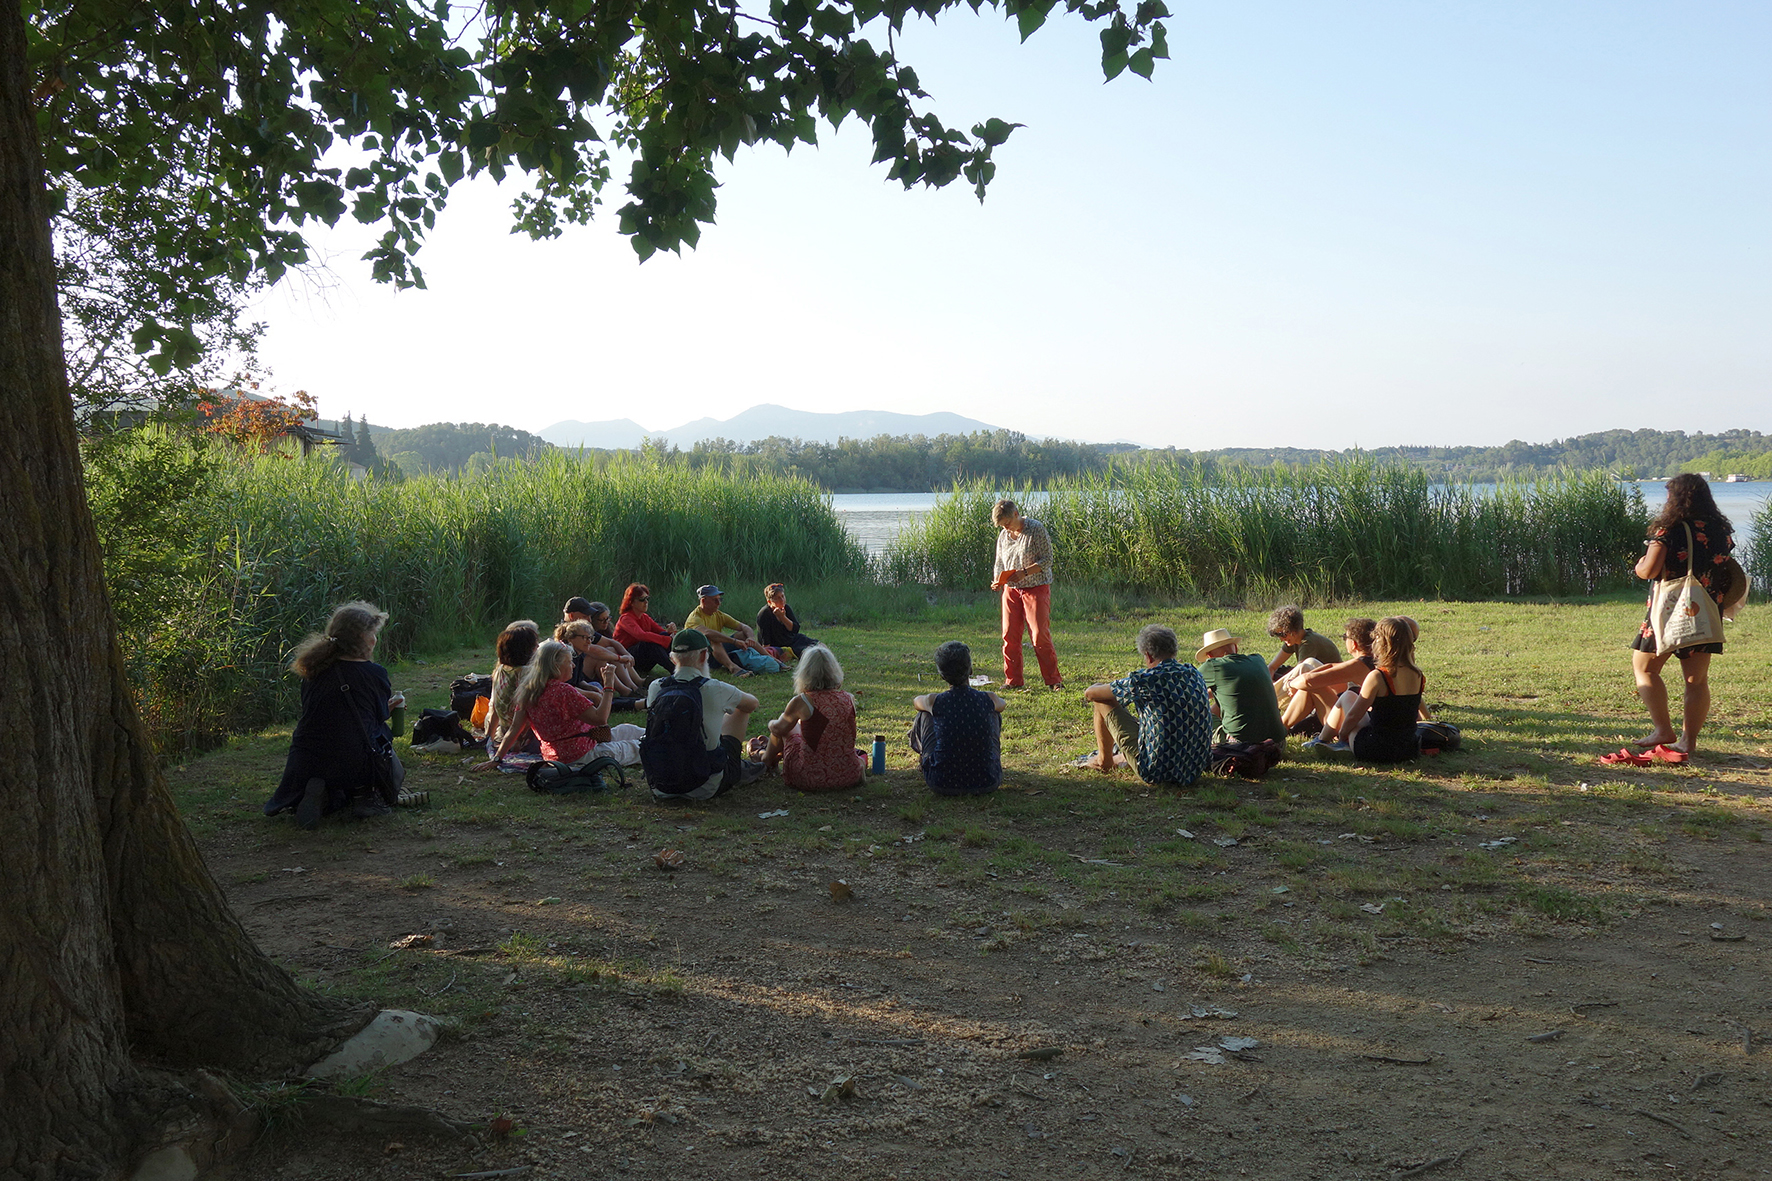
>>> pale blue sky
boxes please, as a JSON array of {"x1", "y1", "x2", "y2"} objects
[{"x1": 257, "y1": 1, "x2": 1771, "y2": 449}]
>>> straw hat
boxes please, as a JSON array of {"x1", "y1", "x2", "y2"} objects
[{"x1": 1194, "y1": 628, "x2": 1241, "y2": 662}]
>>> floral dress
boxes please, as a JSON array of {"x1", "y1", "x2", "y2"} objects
[
  {"x1": 781, "y1": 689, "x2": 867, "y2": 793},
  {"x1": 1631, "y1": 516, "x2": 1735, "y2": 657}
]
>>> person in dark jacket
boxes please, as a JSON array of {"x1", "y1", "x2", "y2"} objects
[
  {"x1": 755, "y1": 582, "x2": 818, "y2": 659},
  {"x1": 263, "y1": 601, "x2": 402, "y2": 829}
]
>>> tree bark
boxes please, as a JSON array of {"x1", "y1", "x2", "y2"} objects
[{"x1": 1, "y1": 4, "x2": 371, "y2": 1173}]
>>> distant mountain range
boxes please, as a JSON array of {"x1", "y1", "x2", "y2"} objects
[{"x1": 539, "y1": 404, "x2": 1005, "y2": 450}]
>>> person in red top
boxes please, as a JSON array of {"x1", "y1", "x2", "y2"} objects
[
  {"x1": 614, "y1": 583, "x2": 676, "y2": 677},
  {"x1": 474, "y1": 640, "x2": 645, "y2": 770}
]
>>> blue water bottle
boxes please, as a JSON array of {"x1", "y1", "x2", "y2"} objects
[{"x1": 871, "y1": 734, "x2": 886, "y2": 775}]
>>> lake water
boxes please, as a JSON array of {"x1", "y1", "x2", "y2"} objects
[{"x1": 830, "y1": 484, "x2": 1771, "y2": 558}]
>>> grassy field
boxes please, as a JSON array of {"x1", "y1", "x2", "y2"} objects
[{"x1": 168, "y1": 593, "x2": 1772, "y2": 1177}]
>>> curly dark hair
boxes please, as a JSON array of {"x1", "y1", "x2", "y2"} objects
[{"x1": 1652, "y1": 473, "x2": 1731, "y2": 538}]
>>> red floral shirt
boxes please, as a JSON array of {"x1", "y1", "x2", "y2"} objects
[{"x1": 526, "y1": 679, "x2": 594, "y2": 763}]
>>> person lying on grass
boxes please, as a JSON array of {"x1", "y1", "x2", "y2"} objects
[
  {"x1": 761, "y1": 644, "x2": 867, "y2": 792},
  {"x1": 1080, "y1": 625, "x2": 1212, "y2": 787},
  {"x1": 909, "y1": 640, "x2": 1007, "y2": 796},
  {"x1": 474, "y1": 639, "x2": 646, "y2": 771}
]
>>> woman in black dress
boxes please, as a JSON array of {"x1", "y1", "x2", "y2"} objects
[
  {"x1": 263, "y1": 601, "x2": 400, "y2": 829},
  {"x1": 1331, "y1": 616, "x2": 1425, "y2": 763},
  {"x1": 1629, "y1": 474, "x2": 1735, "y2": 762}
]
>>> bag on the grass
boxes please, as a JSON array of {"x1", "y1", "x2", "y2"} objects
[
  {"x1": 1651, "y1": 523, "x2": 1725, "y2": 655},
  {"x1": 1416, "y1": 720, "x2": 1461, "y2": 753},
  {"x1": 1210, "y1": 738, "x2": 1283, "y2": 778},
  {"x1": 450, "y1": 673, "x2": 494, "y2": 718},
  {"x1": 411, "y1": 708, "x2": 476, "y2": 748},
  {"x1": 731, "y1": 646, "x2": 782, "y2": 674},
  {"x1": 526, "y1": 755, "x2": 626, "y2": 795},
  {"x1": 641, "y1": 676, "x2": 721, "y2": 795}
]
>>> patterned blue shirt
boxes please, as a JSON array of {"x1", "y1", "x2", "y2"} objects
[
  {"x1": 923, "y1": 686, "x2": 1003, "y2": 795},
  {"x1": 1109, "y1": 659, "x2": 1212, "y2": 785}
]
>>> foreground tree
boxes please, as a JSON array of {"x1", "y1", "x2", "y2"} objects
[{"x1": 3, "y1": 0, "x2": 1168, "y2": 1172}]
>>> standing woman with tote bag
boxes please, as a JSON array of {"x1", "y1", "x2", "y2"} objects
[{"x1": 1628, "y1": 474, "x2": 1736, "y2": 763}]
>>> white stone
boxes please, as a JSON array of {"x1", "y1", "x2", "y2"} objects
[
  {"x1": 130, "y1": 1145, "x2": 198, "y2": 1181},
  {"x1": 303, "y1": 1009, "x2": 441, "y2": 1080}
]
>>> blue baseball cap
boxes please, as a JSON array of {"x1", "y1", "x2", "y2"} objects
[{"x1": 696, "y1": 584, "x2": 723, "y2": 598}]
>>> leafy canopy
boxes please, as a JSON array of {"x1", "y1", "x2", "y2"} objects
[{"x1": 27, "y1": 0, "x2": 1170, "y2": 323}]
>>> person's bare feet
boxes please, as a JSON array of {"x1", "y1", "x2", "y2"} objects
[
  {"x1": 1631, "y1": 731, "x2": 1678, "y2": 749},
  {"x1": 1084, "y1": 751, "x2": 1126, "y2": 773}
]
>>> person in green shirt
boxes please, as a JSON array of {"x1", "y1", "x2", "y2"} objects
[
  {"x1": 1196, "y1": 628, "x2": 1288, "y2": 747},
  {"x1": 1264, "y1": 604, "x2": 1341, "y2": 679}
]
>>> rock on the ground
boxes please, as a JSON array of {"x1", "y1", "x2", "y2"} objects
[{"x1": 303, "y1": 1010, "x2": 441, "y2": 1080}]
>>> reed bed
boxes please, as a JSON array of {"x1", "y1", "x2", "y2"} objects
[
  {"x1": 877, "y1": 463, "x2": 1649, "y2": 601},
  {"x1": 91, "y1": 444, "x2": 866, "y2": 750}
]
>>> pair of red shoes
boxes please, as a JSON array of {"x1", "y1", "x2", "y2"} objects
[{"x1": 1597, "y1": 744, "x2": 1688, "y2": 766}]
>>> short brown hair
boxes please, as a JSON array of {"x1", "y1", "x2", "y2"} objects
[
  {"x1": 1344, "y1": 617, "x2": 1377, "y2": 652},
  {"x1": 992, "y1": 498, "x2": 1019, "y2": 525},
  {"x1": 496, "y1": 621, "x2": 539, "y2": 668}
]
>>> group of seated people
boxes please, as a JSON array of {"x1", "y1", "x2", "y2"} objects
[
  {"x1": 1080, "y1": 606, "x2": 1433, "y2": 786},
  {"x1": 471, "y1": 588, "x2": 1434, "y2": 804}
]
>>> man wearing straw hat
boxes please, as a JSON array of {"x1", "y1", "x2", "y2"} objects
[
  {"x1": 1081, "y1": 625, "x2": 1212, "y2": 785},
  {"x1": 1196, "y1": 627, "x2": 1288, "y2": 747}
]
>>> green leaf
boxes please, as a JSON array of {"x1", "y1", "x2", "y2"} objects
[
  {"x1": 1016, "y1": 2, "x2": 1055, "y2": 42},
  {"x1": 1128, "y1": 47, "x2": 1154, "y2": 80}
]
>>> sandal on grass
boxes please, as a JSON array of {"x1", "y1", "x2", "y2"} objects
[
  {"x1": 1597, "y1": 748, "x2": 1653, "y2": 766},
  {"x1": 1649, "y1": 744, "x2": 1690, "y2": 764}
]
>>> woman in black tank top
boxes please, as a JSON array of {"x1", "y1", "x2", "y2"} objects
[{"x1": 1335, "y1": 618, "x2": 1425, "y2": 763}]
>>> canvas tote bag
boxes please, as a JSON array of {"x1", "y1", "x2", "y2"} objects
[{"x1": 1651, "y1": 523, "x2": 1725, "y2": 656}]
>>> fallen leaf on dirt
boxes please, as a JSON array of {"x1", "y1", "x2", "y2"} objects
[
  {"x1": 1183, "y1": 1004, "x2": 1239, "y2": 1020},
  {"x1": 757, "y1": 809, "x2": 790, "y2": 819},
  {"x1": 654, "y1": 849, "x2": 685, "y2": 871},
  {"x1": 1175, "y1": 829, "x2": 1196, "y2": 839},
  {"x1": 536, "y1": 897, "x2": 561, "y2": 906},
  {"x1": 814, "y1": 1075, "x2": 858, "y2": 1104},
  {"x1": 1212, "y1": 837, "x2": 1239, "y2": 848},
  {"x1": 388, "y1": 934, "x2": 433, "y2": 950},
  {"x1": 281, "y1": 866, "x2": 308, "y2": 874},
  {"x1": 1526, "y1": 1030, "x2": 1565, "y2": 1043},
  {"x1": 383, "y1": 1140, "x2": 404, "y2": 1154},
  {"x1": 1219, "y1": 1037, "x2": 1261, "y2": 1052},
  {"x1": 1271, "y1": 886, "x2": 1290, "y2": 894},
  {"x1": 1184, "y1": 1047, "x2": 1226, "y2": 1064},
  {"x1": 1478, "y1": 837, "x2": 1519, "y2": 850},
  {"x1": 830, "y1": 880, "x2": 854, "y2": 902},
  {"x1": 487, "y1": 1116, "x2": 514, "y2": 1140},
  {"x1": 1360, "y1": 903, "x2": 1385, "y2": 915}
]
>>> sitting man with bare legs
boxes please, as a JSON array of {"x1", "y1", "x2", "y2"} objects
[{"x1": 1081, "y1": 625, "x2": 1213, "y2": 787}]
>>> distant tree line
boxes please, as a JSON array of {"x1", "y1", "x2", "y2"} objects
[{"x1": 348, "y1": 423, "x2": 1772, "y2": 489}]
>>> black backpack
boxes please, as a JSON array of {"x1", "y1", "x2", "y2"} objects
[
  {"x1": 411, "y1": 708, "x2": 477, "y2": 748},
  {"x1": 526, "y1": 755, "x2": 627, "y2": 795},
  {"x1": 640, "y1": 676, "x2": 719, "y2": 795},
  {"x1": 449, "y1": 674, "x2": 494, "y2": 719}
]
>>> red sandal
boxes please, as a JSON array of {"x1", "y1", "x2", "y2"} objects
[
  {"x1": 1597, "y1": 748, "x2": 1653, "y2": 766},
  {"x1": 1649, "y1": 744, "x2": 1690, "y2": 765}
]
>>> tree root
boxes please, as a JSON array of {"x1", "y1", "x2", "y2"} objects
[{"x1": 295, "y1": 1094, "x2": 480, "y2": 1145}]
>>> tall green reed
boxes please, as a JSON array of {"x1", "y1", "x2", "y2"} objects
[
  {"x1": 89, "y1": 442, "x2": 867, "y2": 750},
  {"x1": 877, "y1": 461, "x2": 1649, "y2": 602}
]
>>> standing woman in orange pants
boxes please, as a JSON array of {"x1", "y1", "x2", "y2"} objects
[{"x1": 990, "y1": 498, "x2": 1062, "y2": 689}]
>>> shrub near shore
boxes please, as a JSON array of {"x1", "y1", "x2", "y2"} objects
[{"x1": 881, "y1": 464, "x2": 1651, "y2": 601}]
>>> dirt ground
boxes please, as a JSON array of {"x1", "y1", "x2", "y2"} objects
[{"x1": 197, "y1": 770, "x2": 1770, "y2": 1181}]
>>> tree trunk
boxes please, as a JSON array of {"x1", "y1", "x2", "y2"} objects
[{"x1": 0, "y1": 4, "x2": 371, "y2": 1174}]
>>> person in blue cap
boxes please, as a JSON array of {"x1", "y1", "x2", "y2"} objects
[{"x1": 683, "y1": 584, "x2": 775, "y2": 676}]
